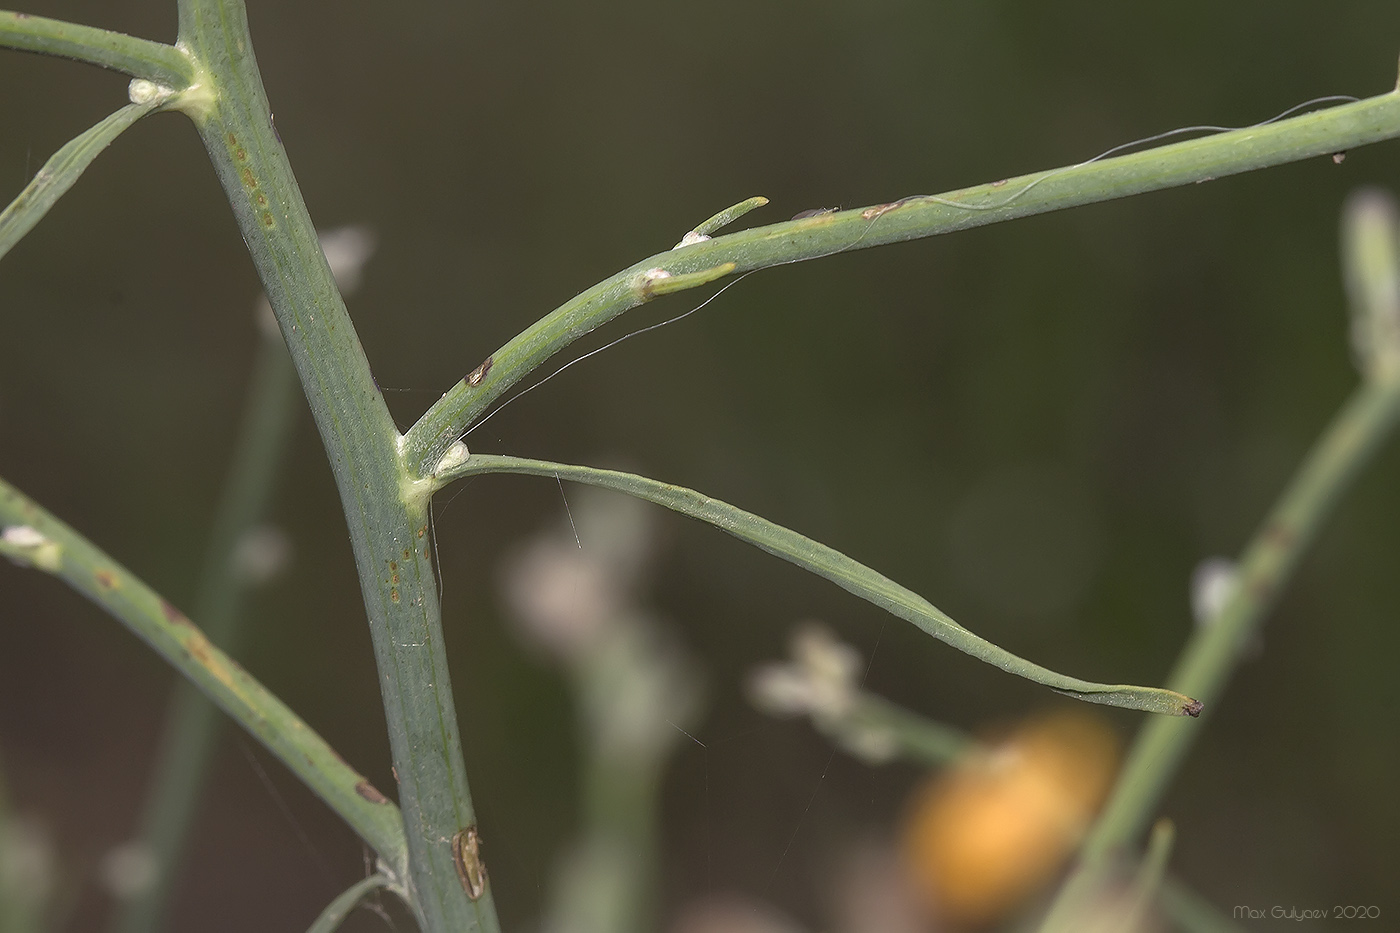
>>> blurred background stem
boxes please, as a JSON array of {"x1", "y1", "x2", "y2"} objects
[
  {"x1": 109, "y1": 314, "x2": 298, "y2": 933},
  {"x1": 1040, "y1": 189, "x2": 1400, "y2": 931},
  {"x1": 110, "y1": 226, "x2": 374, "y2": 933}
]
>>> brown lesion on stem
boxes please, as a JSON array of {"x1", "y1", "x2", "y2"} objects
[
  {"x1": 355, "y1": 780, "x2": 389, "y2": 804},
  {"x1": 451, "y1": 826, "x2": 488, "y2": 899},
  {"x1": 466, "y1": 356, "x2": 493, "y2": 388}
]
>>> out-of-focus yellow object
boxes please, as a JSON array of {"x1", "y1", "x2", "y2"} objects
[{"x1": 900, "y1": 710, "x2": 1119, "y2": 928}]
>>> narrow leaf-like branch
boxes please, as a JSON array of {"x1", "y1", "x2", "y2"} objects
[
  {"x1": 0, "y1": 101, "x2": 158, "y2": 263},
  {"x1": 403, "y1": 90, "x2": 1400, "y2": 476},
  {"x1": 0, "y1": 11, "x2": 192, "y2": 85},
  {"x1": 0, "y1": 476, "x2": 409, "y2": 876},
  {"x1": 305, "y1": 874, "x2": 398, "y2": 933},
  {"x1": 439, "y1": 455, "x2": 1201, "y2": 716}
]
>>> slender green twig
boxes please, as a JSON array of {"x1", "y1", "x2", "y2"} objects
[
  {"x1": 0, "y1": 101, "x2": 160, "y2": 263},
  {"x1": 439, "y1": 455, "x2": 1201, "y2": 716},
  {"x1": 304, "y1": 874, "x2": 398, "y2": 933},
  {"x1": 173, "y1": 2, "x2": 496, "y2": 928},
  {"x1": 402, "y1": 89, "x2": 1400, "y2": 478},
  {"x1": 0, "y1": 477, "x2": 408, "y2": 876},
  {"x1": 686, "y1": 195, "x2": 770, "y2": 239},
  {"x1": 1039, "y1": 191, "x2": 1400, "y2": 930},
  {"x1": 0, "y1": 11, "x2": 192, "y2": 85},
  {"x1": 842, "y1": 693, "x2": 972, "y2": 766},
  {"x1": 112, "y1": 323, "x2": 299, "y2": 933}
]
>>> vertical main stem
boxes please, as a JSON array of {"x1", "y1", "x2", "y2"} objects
[{"x1": 174, "y1": 2, "x2": 498, "y2": 930}]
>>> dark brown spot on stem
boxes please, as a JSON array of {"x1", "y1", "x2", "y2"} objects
[
  {"x1": 355, "y1": 780, "x2": 389, "y2": 804},
  {"x1": 1182, "y1": 699, "x2": 1204, "y2": 718},
  {"x1": 95, "y1": 570, "x2": 119, "y2": 590}
]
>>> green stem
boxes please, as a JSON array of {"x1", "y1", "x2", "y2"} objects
[
  {"x1": 173, "y1": 2, "x2": 496, "y2": 928},
  {"x1": 0, "y1": 476, "x2": 407, "y2": 874},
  {"x1": 402, "y1": 89, "x2": 1400, "y2": 477},
  {"x1": 0, "y1": 11, "x2": 192, "y2": 85},
  {"x1": 441, "y1": 455, "x2": 1201, "y2": 716},
  {"x1": 112, "y1": 326, "x2": 299, "y2": 933}
]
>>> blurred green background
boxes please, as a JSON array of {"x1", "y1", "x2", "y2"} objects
[{"x1": 3, "y1": 1, "x2": 1399, "y2": 930}]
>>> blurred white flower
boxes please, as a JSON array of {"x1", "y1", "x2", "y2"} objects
[
  {"x1": 99, "y1": 841, "x2": 158, "y2": 899},
  {"x1": 319, "y1": 225, "x2": 378, "y2": 296},
  {"x1": 1190, "y1": 557, "x2": 1237, "y2": 626},
  {"x1": 230, "y1": 523, "x2": 292, "y2": 585},
  {"x1": 748, "y1": 622, "x2": 860, "y2": 723}
]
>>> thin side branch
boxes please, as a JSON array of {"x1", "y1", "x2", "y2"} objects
[
  {"x1": 0, "y1": 11, "x2": 192, "y2": 85},
  {"x1": 0, "y1": 476, "x2": 409, "y2": 876},
  {"x1": 402, "y1": 90, "x2": 1400, "y2": 477}
]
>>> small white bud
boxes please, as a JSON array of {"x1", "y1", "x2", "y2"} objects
[
  {"x1": 2, "y1": 525, "x2": 47, "y2": 548},
  {"x1": 1, "y1": 525, "x2": 62, "y2": 572},
  {"x1": 127, "y1": 79, "x2": 173, "y2": 105},
  {"x1": 432, "y1": 440, "x2": 471, "y2": 477},
  {"x1": 673, "y1": 230, "x2": 711, "y2": 250}
]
